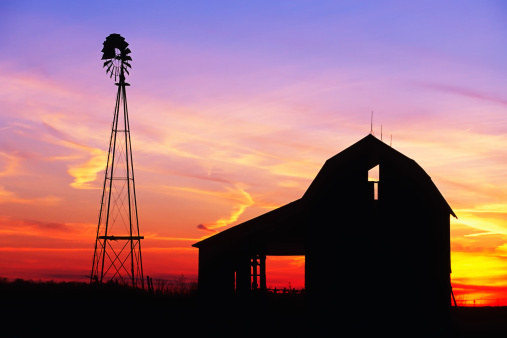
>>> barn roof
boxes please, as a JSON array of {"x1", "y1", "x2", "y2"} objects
[
  {"x1": 192, "y1": 134, "x2": 456, "y2": 249},
  {"x1": 304, "y1": 134, "x2": 456, "y2": 217},
  {"x1": 192, "y1": 199, "x2": 303, "y2": 249}
]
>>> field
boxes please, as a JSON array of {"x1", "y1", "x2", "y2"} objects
[{"x1": 1, "y1": 279, "x2": 506, "y2": 337}]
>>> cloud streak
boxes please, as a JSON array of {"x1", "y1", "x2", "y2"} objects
[
  {"x1": 419, "y1": 82, "x2": 507, "y2": 106},
  {"x1": 0, "y1": 151, "x2": 21, "y2": 177},
  {"x1": 0, "y1": 186, "x2": 60, "y2": 205},
  {"x1": 42, "y1": 121, "x2": 108, "y2": 189},
  {"x1": 0, "y1": 216, "x2": 94, "y2": 240},
  {"x1": 196, "y1": 184, "x2": 254, "y2": 233}
]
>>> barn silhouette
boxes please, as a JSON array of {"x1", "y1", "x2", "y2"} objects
[{"x1": 193, "y1": 134, "x2": 456, "y2": 334}]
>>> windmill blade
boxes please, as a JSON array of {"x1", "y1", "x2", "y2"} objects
[
  {"x1": 101, "y1": 48, "x2": 116, "y2": 59},
  {"x1": 102, "y1": 33, "x2": 132, "y2": 81}
]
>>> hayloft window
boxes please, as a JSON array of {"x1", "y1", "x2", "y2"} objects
[{"x1": 368, "y1": 165, "x2": 379, "y2": 200}]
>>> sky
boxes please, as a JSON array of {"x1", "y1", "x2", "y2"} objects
[{"x1": 0, "y1": 0, "x2": 506, "y2": 305}]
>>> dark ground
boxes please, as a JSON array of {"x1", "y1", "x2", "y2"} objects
[
  {"x1": 1, "y1": 279, "x2": 506, "y2": 337},
  {"x1": 451, "y1": 306, "x2": 507, "y2": 338}
]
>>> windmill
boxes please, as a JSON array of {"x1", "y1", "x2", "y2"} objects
[{"x1": 90, "y1": 34, "x2": 144, "y2": 288}]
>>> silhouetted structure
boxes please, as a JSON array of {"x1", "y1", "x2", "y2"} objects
[
  {"x1": 193, "y1": 134, "x2": 456, "y2": 335},
  {"x1": 90, "y1": 34, "x2": 144, "y2": 288}
]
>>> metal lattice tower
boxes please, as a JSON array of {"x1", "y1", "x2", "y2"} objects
[{"x1": 90, "y1": 34, "x2": 144, "y2": 288}]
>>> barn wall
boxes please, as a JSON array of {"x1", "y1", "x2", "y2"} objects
[
  {"x1": 198, "y1": 247, "x2": 235, "y2": 300},
  {"x1": 305, "y1": 165, "x2": 371, "y2": 325},
  {"x1": 377, "y1": 160, "x2": 450, "y2": 330},
  {"x1": 305, "y1": 160, "x2": 451, "y2": 334}
]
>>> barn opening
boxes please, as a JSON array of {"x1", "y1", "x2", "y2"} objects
[
  {"x1": 368, "y1": 164, "x2": 379, "y2": 200},
  {"x1": 232, "y1": 255, "x2": 305, "y2": 294},
  {"x1": 265, "y1": 256, "x2": 305, "y2": 293}
]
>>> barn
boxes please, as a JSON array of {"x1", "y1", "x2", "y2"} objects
[{"x1": 192, "y1": 134, "x2": 456, "y2": 334}]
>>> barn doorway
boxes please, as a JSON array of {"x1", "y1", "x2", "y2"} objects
[{"x1": 265, "y1": 256, "x2": 305, "y2": 294}]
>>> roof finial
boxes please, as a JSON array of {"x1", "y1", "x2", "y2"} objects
[
  {"x1": 390, "y1": 134, "x2": 392, "y2": 147},
  {"x1": 381, "y1": 125, "x2": 383, "y2": 141},
  {"x1": 370, "y1": 111, "x2": 373, "y2": 135}
]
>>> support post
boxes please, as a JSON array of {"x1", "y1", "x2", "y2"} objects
[
  {"x1": 259, "y1": 253, "x2": 266, "y2": 292},
  {"x1": 251, "y1": 255, "x2": 258, "y2": 291}
]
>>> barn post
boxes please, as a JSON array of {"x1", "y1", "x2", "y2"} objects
[
  {"x1": 259, "y1": 253, "x2": 266, "y2": 292},
  {"x1": 251, "y1": 255, "x2": 258, "y2": 291}
]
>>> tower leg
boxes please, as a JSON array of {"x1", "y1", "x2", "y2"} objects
[{"x1": 90, "y1": 77, "x2": 144, "y2": 288}]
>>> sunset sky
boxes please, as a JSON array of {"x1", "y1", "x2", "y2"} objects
[{"x1": 1, "y1": 1, "x2": 506, "y2": 305}]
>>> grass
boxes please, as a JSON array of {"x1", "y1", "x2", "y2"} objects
[
  {"x1": 451, "y1": 306, "x2": 507, "y2": 337},
  {"x1": 1, "y1": 277, "x2": 506, "y2": 337},
  {"x1": 0, "y1": 277, "x2": 199, "y2": 336}
]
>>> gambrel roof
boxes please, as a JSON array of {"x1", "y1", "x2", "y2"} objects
[{"x1": 193, "y1": 134, "x2": 455, "y2": 250}]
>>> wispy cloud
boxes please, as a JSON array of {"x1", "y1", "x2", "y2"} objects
[
  {"x1": 452, "y1": 251, "x2": 507, "y2": 284},
  {"x1": 42, "y1": 121, "x2": 107, "y2": 189},
  {"x1": 418, "y1": 82, "x2": 507, "y2": 106},
  {"x1": 452, "y1": 209, "x2": 507, "y2": 236},
  {"x1": 0, "y1": 186, "x2": 60, "y2": 205},
  {"x1": 0, "y1": 216, "x2": 94, "y2": 240},
  {"x1": 0, "y1": 152, "x2": 21, "y2": 177},
  {"x1": 142, "y1": 247, "x2": 196, "y2": 252},
  {"x1": 67, "y1": 147, "x2": 107, "y2": 189},
  {"x1": 143, "y1": 235, "x2": 201, "y2": 242},
  {"x1": 0, "y1": 247, "x2": 89, "y2": 252},
  {"x1": 195, "y1": 184, "x2": 254, "y2": 233}
]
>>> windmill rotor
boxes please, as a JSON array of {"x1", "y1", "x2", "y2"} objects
[{"x1": 101, "y1": 33, "x2": 132, "y2": 81}]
